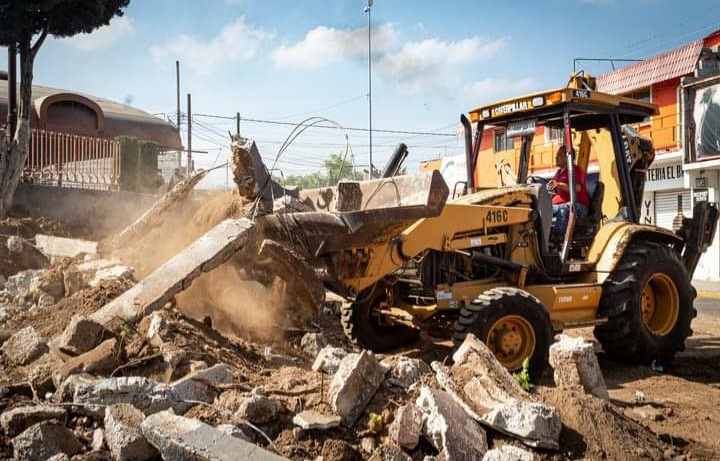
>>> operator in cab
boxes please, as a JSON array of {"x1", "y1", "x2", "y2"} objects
[{"x1": 548, "y1": 145, "x2": 589, "y2": 235}]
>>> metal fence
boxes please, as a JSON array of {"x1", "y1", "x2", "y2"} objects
[{"x1": 23, "y1": 130, "x2": 121, "y2": 190}]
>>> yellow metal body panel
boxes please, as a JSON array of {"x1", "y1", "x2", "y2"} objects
[{"x1": 525, "y1": 283, "x2": 603, "y2": 324}]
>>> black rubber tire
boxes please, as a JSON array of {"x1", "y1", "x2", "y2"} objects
[
  {"x1": 594, "y1": 242, "x2": 696, "y2": 366},
  {"x1": 341, "y1": 284, "x2": 420, "y2": 352},
  {"x1": 452, "y1": 287, "x2": 553, "y2": 381}
]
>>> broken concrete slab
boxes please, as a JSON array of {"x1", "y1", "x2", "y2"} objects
[
  {"x1": 141, "y1": 410, "x2": 291, "y2": 461},
  {"x1": 388, "y1": 403, "x2": 423, "y2": 450},
  {"x1": 312, "y1": 346, "x2": 348, "y2": 374},
  {"x1": 416, "y1": 386, "x2": 488, "y2": 461},
  {"x1": 292, "y1": 410, "x2": 341, "y2": 430},
  {"x1": 35, "y1": 234, "x2": 98, "y2": 259},
  {"x1": 57, "y1": 315, "x2": 109, "y2": 356},
  {"x1": 549, "y1": 334, "x2": 608, "y2": 400},
  {"x1": 482, "y1": 445, "x2": 535, "y2": 461},
  {"x1": 300, "y1": 332, "x2": 329, "y2": 356},
  {"x1": 4, "y1": 270, "x2": 43, "y2": 297},
  {"x1": 329, "y1": 351, "x2": 388, "y2": 427},
  {"x1": 218, "y1": 387, "x2": 283, "y2": 424},
  {"x1": 0, "y1": 405, "x2": 67, "y2": 436},
  {"x1": 169, "y1": 363, "x2": 234, "y2": 414},
  {"x1": 481, "y1": 399, "x2": 561, "y2": 450},
  {"x1": 384, "y1": 356, "x2": 431, "y2": 388},
  {"x1": 91, "y1": 218, "x2": 256, "y2": 330},
  {"x1": 73, "y1": 376, "x2": 173, "y2": 416},
  {"x1": 631, "y1": 404, "x2": 665, "y2": 422},
  {"x1": 12, "y1": 421, "x2": 82, "y2": 461},
  {"x1": 54, "y1": 338, "x2": 120, "y2": 386},
  {"x1": 104, "y1": 403, "x2": 158, "y2": 461},
  {"x1": 111, "y1": 169, "x2": 210, "y2": 250},
  {"x1": 33, "y1": 268, "x2": 64, "y2": 300},
  {"x1": 368, "y1": 444, "x2": 412, "y2": 461},
  {"x1": 450, "y1": 334, "x2": 529, "y2": 413},
  {"x1": 1, "y1": 326, "x2": 48, "y2": 365},
  {"x1": 89, "y1": 265, "x2": 133, "y2": 287}
]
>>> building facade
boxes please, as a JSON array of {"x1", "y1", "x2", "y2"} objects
[
  {"x1": 595, "y1": 30, "x2": 720, "y2": 281},
  {"x1": 0, "y1": 76, "x2": 182, "y2": 191}
]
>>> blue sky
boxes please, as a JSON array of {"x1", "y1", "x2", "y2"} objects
[{"x1": 26, "y1": 0, "x2": 720, "y2": 187}]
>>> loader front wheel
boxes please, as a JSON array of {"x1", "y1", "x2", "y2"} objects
[
  {"x1": 341, "y1": 284, "x2": 420, "y2": 352},
  {"x1": 594, "y1": 243, "x2": 696, "y2": 365},
  {"x1": 453, "y1": 287, "x2": 553, "y2": 381}
]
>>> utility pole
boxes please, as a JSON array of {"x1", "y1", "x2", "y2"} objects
[
  {"x1": 365, "y1": 0, "x2": 373, "y2": 179},
  {"x1": 186, "y1": 93, "x2": 192, "y2": 177},
  {"x1": 236, "y1": 112, "x2": 240, "y2": 138},
  {"x1": 7, "y1": 44, "x2": 17, "y2": 138},
  {"x1": 176, "y1": 60, "x2": 181, "y2": 168}
]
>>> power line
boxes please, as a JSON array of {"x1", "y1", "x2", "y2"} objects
[
  {"x1": 193, "y1": 113, "x2": 457, "y2": 137},
  {"x1": 265, "y1": 94, "x2": 368, "y2": 121}
]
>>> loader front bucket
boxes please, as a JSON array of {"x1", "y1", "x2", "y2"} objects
[{"x1": 258, "y1": 170, "x2": 449, "y2": 256}]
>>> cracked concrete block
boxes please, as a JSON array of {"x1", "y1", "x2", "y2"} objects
[
  {"x1": 311, "y1": 346, "x2": 348, "y2": 374},
  {"x1": 549, "y1": 335, "x2": 608, "y2": 400},
  {"x1": 104, "y1": 403, "x2": 158, "y2": 461},
  {"x1": 416, "y1": 387, "x2": 488, "y2": 461},
  {"x1": 368, "y1": 444, "x2": 412, "y2": 461},
  {"x1": 73, "y1": 376, "x2": 173, "y2": 416},
  {"x1": 12, "y1": 422, "x2": 82, "y2": 461},
  {"x1": 388, "y1": 403, "x2": 423, "y2": 450},
  {"x1": 0, "y1": 405, "x2": 67, "y2": 436},
  {"x1": 482, "y1": 445, "x2": 535, "y2": 461},
  {"x1": 1, "y1": 326, "x2": 48, "y2": 365},
  {"x1": 35, "y1": 235, "x2": 98, "y2": 259},
  {"x1": 329, "y1": 351, "x2": 388, "y2": 427},
  {"x1": 292, "y1": 410, "x2": 341, "y2": 430},
  {"x1": 300, "y1": 332, "x2": 329, "y2": 356},
  {"x1": 141, "y1": 410, "x2": 290, "y2": 461},
  {"x1": 384, "y1": 356, "x2": 431, "y2": 388},
  {"x1": 57, "y1": 315, "x2": 108, "y2": 356},
  {"x1": 54, "y1": 338, "x2": 120, "y2": 386},
  {"x1": 481, "y1": 399, "x2": 561, "y2": 450},
  {"x1": 169, "y1": 363, "x2": 234, "y2": 414}
]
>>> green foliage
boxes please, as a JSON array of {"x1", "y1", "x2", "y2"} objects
[
  {"x1": 280, "y1": 152, "x2": 364, "y2": 189},
  {"x1": 0, "y1": 1, "x2": 130, "y2": 46},
  {"x1": 367, "y1": 412, "x2": 384, "y2": 434},
  {"x1": 513, "y1": 357, "x2": 533, "y2": 392}
]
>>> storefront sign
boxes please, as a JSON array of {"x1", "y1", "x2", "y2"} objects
[
  {"x1": 645, "y1": 162, "x2": 684, "y2": 191},
  {"x1": 694, "y1": 189, "x2": 709, "y2": 203},
  {"x1": 696, "y1": 177, "x2": 708, "y2": 188}
]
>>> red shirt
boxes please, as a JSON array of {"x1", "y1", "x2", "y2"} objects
[{"x1": 552, "y1": 165, "x2": 589, "y2": 208}]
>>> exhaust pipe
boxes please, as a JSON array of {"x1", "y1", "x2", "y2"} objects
[
  {"x1": 461, "y1": 114, "x2": 475, "y2": 191},
  {"x1": 382, "y1": 143, "x2": 409, "y2": 178}
]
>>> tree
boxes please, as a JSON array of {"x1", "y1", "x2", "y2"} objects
[
  {"x1": 281, "y1": 153, "x2": 363, "y2": 189},
  {"x1": 0, "y1": 0, "x2": 130, "y2": 217}
]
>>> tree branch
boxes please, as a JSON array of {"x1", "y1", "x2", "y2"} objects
[{"x1": 30, "y1": 25, "x2": 48, "y2": 60}]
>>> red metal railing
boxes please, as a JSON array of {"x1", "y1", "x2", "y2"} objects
[{"x1": 23, "y1": 129, "x2": 121, "y2": 190}]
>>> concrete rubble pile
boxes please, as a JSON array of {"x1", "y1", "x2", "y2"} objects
[{"x1": 0, "y1": 162, "x2": 654, "y2": 460}]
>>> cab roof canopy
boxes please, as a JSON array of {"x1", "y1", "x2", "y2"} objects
[{"x1": 469, "y1": 87, "x2": 659, "y2": 131}]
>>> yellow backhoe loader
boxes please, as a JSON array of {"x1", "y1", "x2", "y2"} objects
[{"x1": 247, "y1": 74, "x2": 718, "y2": 379}]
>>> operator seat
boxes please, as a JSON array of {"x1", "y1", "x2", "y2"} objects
[
  {"x1": 528, "y1": 184, "x2": 553, "y2": 254},
  {"x1": 573, "y1": 180, "x2": 604, "y2": 238}
]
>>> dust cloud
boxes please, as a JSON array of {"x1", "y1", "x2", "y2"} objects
[
  {"x1": 115, "y1": 191, "x2": 250, "y2": 279},
  {"x1": 175, "y1": 260, "x2": 293, "y2": 342}
]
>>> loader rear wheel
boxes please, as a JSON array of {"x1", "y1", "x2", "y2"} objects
[
  {"x1": 341, "y1": 284, "x2": 420, "y2": 352},
  {"x1": 453, "y1": 287, "x2": 553, "y2": 381},
  {"x1": 594, "y1": 243, "x2": 696, "y2": 365}
]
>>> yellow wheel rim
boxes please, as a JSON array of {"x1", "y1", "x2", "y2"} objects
[
  {"x1": 641, "y1": 273, "x2": 680, "y2": 336},
  {"x1": 486, "y1": 315, "x2": 536, "y2": 371}
]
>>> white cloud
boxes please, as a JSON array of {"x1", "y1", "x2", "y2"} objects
[
  {"x1": 376, "y1": 37, "x2": 507, "y2": 93},
  {"x1": 59, "y1": 16, "x2": 135, "y2": 51},
  {"x1": 272, "y1": 23, "x2": 507, "y2": 93},
  {"x1": 150, "y1": 17, "x2": 273, "y2": 74},
  {"x1": 271, "y1": 24, "x2": 398, "y2": 69},
  {"x1": 462, "y1": 78, "x2": 536, "y2": 103}
]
